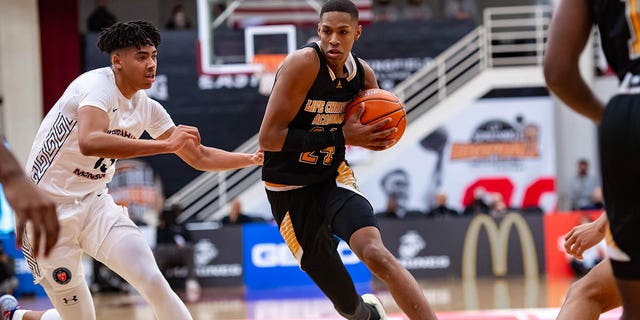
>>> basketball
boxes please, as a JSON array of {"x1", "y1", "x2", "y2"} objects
[{"x1": 344, "y1": 89, "x2": 407, "y2": 150}]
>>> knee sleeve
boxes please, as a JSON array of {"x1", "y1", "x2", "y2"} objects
[{"x1": 96, "y1": 225, "x2": 192, "y2": 320}]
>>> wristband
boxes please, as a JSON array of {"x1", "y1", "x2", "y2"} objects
[{"x1": 281, "y1": 128, "x2": 345, "y2": 152}]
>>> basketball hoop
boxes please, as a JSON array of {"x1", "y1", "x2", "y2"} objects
[{"x1": 253, "y1": 53, "x2": 286, "y2": 96}]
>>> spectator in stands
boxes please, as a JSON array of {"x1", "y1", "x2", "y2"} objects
[
  {"x1": 400, "y1": 0, "x2": 432, "y2": 21},
  {"x1": 488, "y1": 192, "x2": 509, "y2": 218},
  {"x1": 155, "y1": 204, "x2": 201, "y2": 302},
  {"x1": 568, "y1": 158, "x2": 601, "y2": 210},
  {"x1": 0, "y1": 243, "x2": 17, "y2": 295},
  {"x1": 380, "y1": 169, "x2": 411, "y2": 216},
  {"x1": 165, "y1": 4, "x2": 192, "y2": 30},
  {"x1": 445, "y1": 0, "x2": 476, "y2": 21},
  {"x1": 578, "y1": 186, "x2": 605, "y2": 211},
  {"x1": 87, "y1": 0, "x2": 117, "y2": 32},
  {"x1": 567, "y1": 215, "x2": 606, "y2": 277},
  {"x1": 221, "y1": 198, "x2": 260, "y2": 225},
  {"x1": 377, "y1": 192, "x2": 425, "y2": 219},
  {"x1": 426, "y1": 192, "x2": 458, "y2": 218},
  {"x1": 377, "y1": 194, "x2": 401, "y2": 218},
  {"x1": 373, "y1": 0, "x2": 400, "y2": 22},
  {"x1": 591, "y1": 186, "x2": 604, "y2": 209},
  {"x1": 463, "y1": 187, "x2": 490, "y2": 215}
]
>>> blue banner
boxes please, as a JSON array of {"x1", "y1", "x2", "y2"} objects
[
  {"x1": 0, "y1": 234, "x2": 46, "y2": 297},
  {"x1": 242, "y1": 223, "x2": 371, "y2": 295}
]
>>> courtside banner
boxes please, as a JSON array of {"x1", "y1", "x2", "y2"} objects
[
  {"x1": 543, "y1": 211, "x2": 603, "y2": 278},
  {"x1": 462, "y1": 212, "x2": 545, "y2": 278},
  {"x1": 188, "y1": 226, "x2": 244, "y2": 287},
  {"x1": 379, "y1": 212, "x2": 545, "y2": 278},
  {"x1": 377, "y1": 217, "x2": 466, "y2": 278},
  {"x1": 242, "y1": 223, "x2": 371, "y2": 290},
  {"x1": 354, "y1": 97, "x2": 557, "y2": 215}
]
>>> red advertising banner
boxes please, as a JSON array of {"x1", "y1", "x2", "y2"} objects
[{"x1": 543, "y1": 210, "x2": 604, "y2": 278}]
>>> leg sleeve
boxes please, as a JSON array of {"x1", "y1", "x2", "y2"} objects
[
  {"x1": 39, "y1": 275, "x2": 94, "y2": 320},
  {"x1": 95, "y1": 225, "x2": 193, "y2": 320}
]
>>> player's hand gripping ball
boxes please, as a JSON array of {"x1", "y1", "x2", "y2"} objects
[{"x1": 344, "y1": 89, "x2": 407, "y2": 150}]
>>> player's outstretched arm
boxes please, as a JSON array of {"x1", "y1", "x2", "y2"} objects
[
  {"x1": 78, "y1": 106, "x2": 200, "y2": 158},
  {"x1": 155, "y1": 126, "x2": 263, "y2": 171},
  {"x1": 177, "y1": 142, "x2": 263, "y2": 171},
  {"x1": 543, "y1": 0, "x2": 604, "y2": 124},
  {"x1": 564, "y1": 212, "x2": 608, "y2": 259},
  {"x1": 0, "y1": 142, "x2": 59, "y2": 257}
]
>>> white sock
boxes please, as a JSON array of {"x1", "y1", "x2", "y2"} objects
[
  {"x1": 40, "y1": 309, "x2": 60, "y2": 320},
  {"x1": 10, "y1": 310, "x2": 27, "y2": 320}
]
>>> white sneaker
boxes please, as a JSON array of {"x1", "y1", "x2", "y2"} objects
[
  {"x1": 185, "y1": 279, "x2": 201, "y2": 303},
  {"x1": 361, "y1": 293, "x2": 387, "y2": 320},
  {"x1": 0, "y1": 295, "x2": 18, "y2": 320}
]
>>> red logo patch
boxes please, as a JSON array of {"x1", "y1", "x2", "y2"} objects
[{"x1": 52, "y1": 267, "x2": 71, "y2": 285}]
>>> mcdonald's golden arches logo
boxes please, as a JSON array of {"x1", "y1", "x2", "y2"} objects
[{"x1": 462, "y1": 212, "x2": 538, "y2": 279}]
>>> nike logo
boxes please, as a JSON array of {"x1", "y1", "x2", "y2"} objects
[{"x1": 113, "y1": 108, "x2": 118, "y2": 112}]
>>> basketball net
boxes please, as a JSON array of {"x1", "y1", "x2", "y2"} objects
[{"x1": 253, "y1": 53, "x2": 286, "y2": 96}]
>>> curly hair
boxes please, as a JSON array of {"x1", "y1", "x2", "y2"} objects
[
  {"x1": 97, "y1": 20, "x2": 161, "y2": 53},
  {"x1": 320, "y1": 0, "x2": 359, "y2": 21}
]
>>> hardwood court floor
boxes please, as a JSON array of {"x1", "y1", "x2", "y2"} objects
[{"x1": 14, "y1": 276, "x2": 621, "y2": 319}]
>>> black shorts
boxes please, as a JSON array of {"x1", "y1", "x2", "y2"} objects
[
  {"x1": 600, "y1": 94, "x2": 640, "y2": 279},
  {"x1": 265, "y1": 178, "x2": 378, "y2": 262}
]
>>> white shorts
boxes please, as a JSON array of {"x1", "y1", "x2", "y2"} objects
[{"x1": 23, "y1": 189, "x2": 137, "y2": 291}]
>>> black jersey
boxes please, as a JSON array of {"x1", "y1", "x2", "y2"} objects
[
  {"x1": 590, "y1": 0, "x2": 640, "y2": 80},
  {"x1": 262, "y1": 42, "x2": 365, "y2": 186}
]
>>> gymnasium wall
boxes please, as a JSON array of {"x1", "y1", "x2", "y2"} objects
[{"x1": 0, "y1": 0, "x2": 43, "y2": 166}]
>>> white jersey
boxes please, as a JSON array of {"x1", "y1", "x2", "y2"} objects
[{"x1": 25, "y1": 67, "x2": 174, "y2": 203}]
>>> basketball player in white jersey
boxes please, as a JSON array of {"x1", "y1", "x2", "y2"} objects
[{"x1": 0, "y1": 20, "x2": 262, "y2": 320}]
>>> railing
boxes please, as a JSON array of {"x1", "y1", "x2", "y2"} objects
[
  {"x1": 168, "y1": 5, "x2": 553, "y2": 223},
  {"x1": 484, "y1": 5, "x2": 550, "y2": 67},
  {"x1": 167, "y1": 134, "x2": 261, "y2": 223}
]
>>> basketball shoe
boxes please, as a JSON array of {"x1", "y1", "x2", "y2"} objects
[
  {"x1": 362, "y1": 293, "x2": 387, "y2": 320},
  {"x1": 0, "y1": 295, "x2": 18, "y2": 320}
]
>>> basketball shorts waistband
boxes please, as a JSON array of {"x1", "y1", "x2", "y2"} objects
[{"x1": 264, "y1": 181, "x2": 305, "y2": 192}]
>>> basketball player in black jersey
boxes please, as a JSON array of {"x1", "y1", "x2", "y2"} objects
[
  {"x1": 545, "y1": 0, "x2": 640, "y2": 318},
  {"x1": 258, "y1": 1, "x2": 437, "y2": 319}
]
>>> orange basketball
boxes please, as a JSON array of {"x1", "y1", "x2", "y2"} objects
[{"x1": 344, "y1": 89, "x2": 407, "y2": 150}]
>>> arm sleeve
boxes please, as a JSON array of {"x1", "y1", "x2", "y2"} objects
[{"x1": 281, "y1": 127, "x2": 345, "y2": 152}]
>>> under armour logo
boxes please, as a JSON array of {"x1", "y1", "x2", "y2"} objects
[{"x1": 62, "y1": 295, "x2": 79, "y2": 305}]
